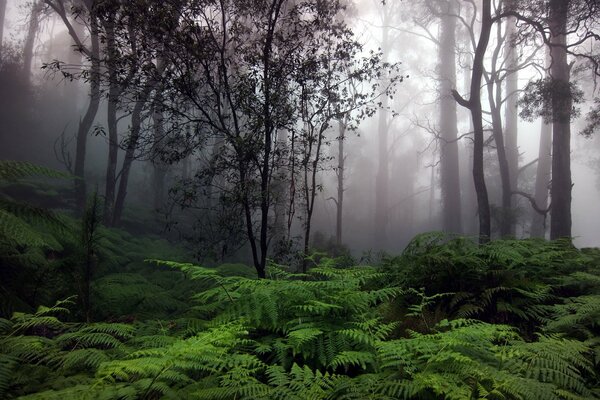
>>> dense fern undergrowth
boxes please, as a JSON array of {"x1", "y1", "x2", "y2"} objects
[{"x1": 1, "y1": 162, "x2": 600, "y2": 399}]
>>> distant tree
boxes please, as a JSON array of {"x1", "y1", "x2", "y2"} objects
[
  {"x1": 510, "y1": 0, "x2": 600, "y2": 240},
  {"x1": 530, "y1": 51, "x2": 552, "y2": 238},
  {"x1": 130, "y1": 0, "x2": 393, "y2": 277},
  {"x1": 44, "y1": 0, "x2": 101, "y2": 211},
  {"x1": 22, "y1": 0, "x2": 44, "y2": 84}
]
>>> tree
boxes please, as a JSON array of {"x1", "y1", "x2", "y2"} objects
[
  {"x1": 438, "y1": 0, "x2": 462, "y2": 234},
  {"x1": 44, "y1": 0, "x2": 101, "y2": 211},
  {"x1": 23, "y1": 1, "x2": 44, "y2": 84},
  {"x1": 452, "y1": 0, "x2": 493, "y2": 243},
  {"x1": 547, "y1": 0, "x2": 572, "y2": 240},
  {"x1": 530, "y1": 51, "x2": 552, "y2": 238},
  {"x1": 509, "y1": 0, "x2": 600, "y2": 240},
  {"x1": 504, "y1": 0, "x2": 519, "y2": 236},
  {"x1": 374, "y1": 11, "x2": 391, "y2": 247}
]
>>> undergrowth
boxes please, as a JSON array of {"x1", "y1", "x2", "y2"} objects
[{"x1": 0, "y1": 165, "x2": 598, "y2": 399}]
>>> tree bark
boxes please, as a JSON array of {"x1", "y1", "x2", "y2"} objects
[
  {"x1": 452, "y1": 0, "x2": 492, "y2": 243},
  {"x1": 548, "y1": 0, "x2": 572, "y2": 240},
  {"x1": 439, "y1": 0, "x2": 462, "y2": 234}
]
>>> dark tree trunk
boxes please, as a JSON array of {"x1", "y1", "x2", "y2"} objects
[
  {"x1": 151, "y1": 58, "x2": 167, "y2": 212},
  {"x1": 374, "y1": 17, "x2": 389, "y2": 249},
  {"x1": 273, "y1": 129, "x2": 288, "y2": 245},
  {"x1": 112, "y1": 86, "x2": 153, "y2": 226},
  {"x1": 73, "y1": 11, "x2": 100, "y2": 211},
  {"x1": 531, "y1": 117, "x2": 552, "y2": 238},
  {"x1": 103, "y1": 17, "x2": 119, "y2": 225},
  {"x1": 23, "y1": 1, "x2": 43, "y2": 84},
  {"x1": 486, "y1": 74, "x2": 512, "y2": 237},
  {"x1": 302, "y1": 125, "x2": 325, "y2": 273},
  {"x1": 548, "y1": 0, "x2": 572, "y2": 240},
  {"x1": 335, "y1": 119, "x2": 346, "y2": 247},
  {"x1": 452, "y1": 0, "x2": 492, "y2": 243},
  {"x1": 504, "y1": 5, "x2": 519, "y2": 235},
  {"x1": 439, "y1": 0, "x2": 462, "y2": 234}
]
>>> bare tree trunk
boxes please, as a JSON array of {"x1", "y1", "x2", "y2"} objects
[
  {"x1": 23, "y1": 1, "x2": 43, "y2": 84},
  {"x1": 531, "y1": 119, "x2": 552, "y2": 238},
  {"x1": 103, "y1": 17, "x2": 119, "y2": 225},
  {"x1": 112, "y1": 86, "x2": 153, "y2": 226},
  {"x1": 152, "y1": 57, "x2": 167, "y2": 212},
  {"x1": 504, "y1": 4, "x2": 519, "y2": 236},
  {"x1": 335, "y1": 119, "x2": 346, "y2": 246},
  {"x1": 530, "y1": 51, "x2": 552, "y2": 238},
  {"x1": 486, "y1": 75, "x2": 512, "y2": 237},
  {"x1": 548, "y1": 0, "x2": 572, "y2": 240},
  {"x1": 73, "y1": 11, "x2": 100, "y2": 211},
  {"x1": 302, "y1": 125, "x2": 325, "y2": 273},
  {"x1": 0, "y1": 0, "x2": 7, "y2": 62},
  {"x1": 374, "y1": 17, "x2": 389, "y2": 249},
  {"x1": 439, "y1": 0, "x2": 462, "y2": 234},
  {"x1": 452, "y1": 0, "x2": 492, "y2": 243},
  {"x1": 273, "y1": 129, "x2": 288, "y2": 245}
]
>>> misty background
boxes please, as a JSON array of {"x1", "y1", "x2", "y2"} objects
[{"x1": 1, "y1": 0, "x2": 600, "y2": 264}]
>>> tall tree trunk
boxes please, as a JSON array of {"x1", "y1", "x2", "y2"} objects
[
  {"x1": 548, "y1": 0, "x2": 572, "y2": 240},
  {"x1": 530, "y1": 51, "x2": 553, "y2": 238},
  {"x1": 452, "y1": 0, "x2": 492, "y2": 243},
  {"x1": 302, "y1": 125, "x2": 325, "y2": 273},
  {"x1": 374, "y1": 16, "x2": 390, "y2": 248},
  {"x1": 23, "y1": 1, "x2": 43, "y2": 84},
  {"x1": 273, "y1": 129, "x2": 288, "y2": 246},
  {"x1": 531, "y1": 118, "x2": 552, "y2": 238},
  {"x1": 103, "y1": 17, "x2": 119, "y2": 225},
  {"x1": 335, "y1": 118, "x2": 346, "y2": 246},
  {"x1": 486, "y1": 73, "x2": 512, "y2": 237},
  {"x1": 0, "y1": 0, "x2": 7, "y2": 62},
  {"x1": 152, "y1": 58, "x2": 167, "y2": 212},
  {"x1": 73, "y1": 11, "x2": 100, "y2": 211},
  {"x1": 112, "y1": 86, "x2": 153, "y2": 226},
  {"x1": 439, "y1": 0, "x2": 462, "y2": 234},
  {"x1": 504, "y1": 2, "x2": 519, "y2": 235},
  {"x1": 461, "y1": 56, "x2": 478, "y2": 235}
]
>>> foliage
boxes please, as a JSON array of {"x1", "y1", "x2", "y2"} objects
[
  {"x1": 1, "y1": 233, "x2": 599, "y2": 399},
  {"x1": 518, "y1": 77, "x2": 584, "y2": 124}
]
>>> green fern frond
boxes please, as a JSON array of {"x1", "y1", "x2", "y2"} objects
[{"x1": 0, "y1": 161, "x2": 71, "y2": 181}]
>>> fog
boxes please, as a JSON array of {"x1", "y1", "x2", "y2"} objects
[{"x1": 2, "y1": 0, "x2": 600, "y2": 264}]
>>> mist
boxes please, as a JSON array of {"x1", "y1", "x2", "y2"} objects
[{"x1": 3, "y1": 1, "x2": 600, "y2": 398}]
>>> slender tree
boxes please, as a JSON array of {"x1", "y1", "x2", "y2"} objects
[
  {"x1": 45, "y1": 0, "x2": 101, "y2": 211},
  {"x1": 547, "y1": 0, "x2": 572, "y2": 240},
  {"x1": 504, "y1": 0, "x2": 519, "y2": 235},
  {"x1": 452, "y1": 0, "x2": 493, "y2": 243},
  {"x1": 374, "y1": 13, "x2": 390, "y2": 248},
  {"x1": 438, "y1": 0, "x2": 462, "y2": 234}
]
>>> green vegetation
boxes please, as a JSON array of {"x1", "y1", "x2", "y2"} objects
[{"x1": 0, "y1": 162, "x2": 599, "y2": 399}]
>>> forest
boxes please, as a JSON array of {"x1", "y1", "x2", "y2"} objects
[{"x1": 0, "y1": 0, "x2": 600, "y2": 398}]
